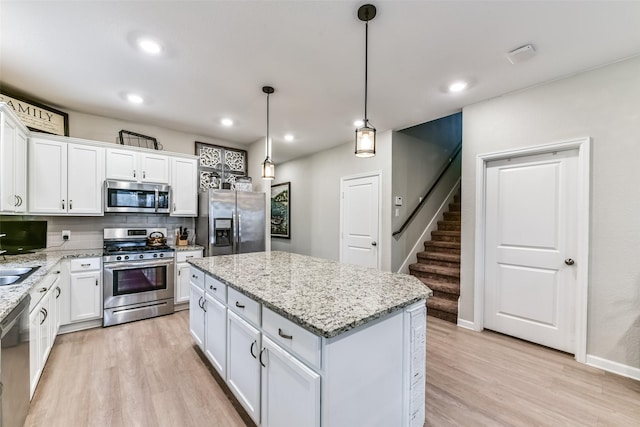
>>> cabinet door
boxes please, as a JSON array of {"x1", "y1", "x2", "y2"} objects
[
  {"x1": 171, "y1": 157, "x2": 197, "y2": 216},
  {"x1": 205, "y1": 293, "x2": 227, "y2": 378},
  {"x1": 13, "y1": 126, "x2": 27, "y2": 212},
  {"x1": 52, "y1": 282, "x2": 62, "y2": 336},
  {"x1": 0, "y1": 111, "x2": 16, "y2": 212},
  {"x1": 140, "y1": 152, "x2": 169, "y2": 183},
  {"x1": 39, "y1": 292, "x2": 52, "y2": 367},
  {"x1": 69, "y1": 271, "x2": 101, "y2": 322},
  {"x1": 106, "y1": 148, "x2": 137, "y2": 181},
  {"x1": 189, "y1": 282, "x2": 205, "y2": 349},
  {"x1": 29, "y1": 138, "x2": 67, "y2": 214},
  {"x1": 261, "y1": 336, "x2": 320, "y2": 427},
  {"x1": 175, "y1": 263, "x2": 191, "y2": 304},
  {"x1": 227, "y1": 310, "x2": 261, "y2": 425},
  {"x1": 29, "y1": 307, "x2": 42, "y2": 399},
  {"x1": 67, "y1": 143, "x2": 104, "y2": 214}
]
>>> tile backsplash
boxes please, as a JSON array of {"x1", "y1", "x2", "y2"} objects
[{"x1": 1, "y1": 214, "x2": 195, "y2": 251}]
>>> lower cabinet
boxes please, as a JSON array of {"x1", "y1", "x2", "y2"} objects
[
  {"x1": 189, "y1": 282, "x2": 205, "y2": 349},
  {"x1": 68, "y1": 258, "x2": 102, "y2": 322},
  {"x1": 261, "y1": 336, "x2": 321, "y2": 427},
  {"x1": 204, "y1": 292, "x2": 227, "y2": 376},
  {"x1": 175, "y1": 249, "x2": 203, "y2": 305},
  {"x1": 227, "y1": 310, "x2": 262, "y2": 425}
]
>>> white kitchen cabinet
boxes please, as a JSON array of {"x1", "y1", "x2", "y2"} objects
[
  {"x1": 106, "y1": 148, "x2": 169, "y2": 184},
  {"x1": 170, "y1": 156, "x2": 198, "y2": 216},
  {"x1": 189, "y1": 281, "x2": 205, "y2": 349},
  {"x1": 227, "y1": 310, "x2": 261, "y2": 425},
  {"x1": 0, "y1": 105, "x2": 28, "y2": 213},
  {"x1": 204, "y1": 292, "x2": 227, "y2": 378},
  {"x1": 69, "y1": 258, "x2": 102, "y2": 322},
  {"x1": 29, "y1": 268, "x2": 61, "y2": 399},
  {"x1": 175, "y1": 249, "x2": 203, "y2": 305},
  {"x1": 261, "y1": 336, "x2": 321, "y2": 427},
  {"x1": 29, "y1": 137, "x2": 104, "y2": 215}
]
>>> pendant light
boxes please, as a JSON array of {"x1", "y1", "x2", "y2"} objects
[
  {"x1": 355, "y1": 4, "x2": 377, "y2": 158},
  {"x1": 261, "y1": 86, "x2": 275, "y2": 180}
]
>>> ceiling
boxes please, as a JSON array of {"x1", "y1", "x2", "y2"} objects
[{"x1": 2, "y1": 1, "x2": 640, "y2": 163}]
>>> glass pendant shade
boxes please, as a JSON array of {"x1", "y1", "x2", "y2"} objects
[
  {"x1": 262, "y1": 157, "x2": 275, "y2": 180},
  {"x1": 355, "y1": 123, "x2": 376, "y2": 157}
]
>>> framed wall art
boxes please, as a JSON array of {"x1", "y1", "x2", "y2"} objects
[
  {"x1": 195, "y1": 141, "x2": 248, "y2": 191},
  {"x1": 271, "y1": 182, "x2": 290, "y2": 239},
  {"x1": 0, "y1": 90, "x2": 69, "y2": 136}
]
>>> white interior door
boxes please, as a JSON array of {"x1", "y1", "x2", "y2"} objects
[
  {"x1": 484, "y1": 149, "x2": 578, "y2": 353},
  {"x1": 340, "y1": 173, "x2": 380, "y2": 269}
]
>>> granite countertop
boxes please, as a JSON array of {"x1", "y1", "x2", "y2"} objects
[
  {"x1": 189, "y1": 251, "x2": 432, "y2": 339},
  {"x1": 171, "y1": 244, "x2": 204, "y2": 252},
  {"x1": 0, "y1": 249, "x2": 103, "y2": 322}
]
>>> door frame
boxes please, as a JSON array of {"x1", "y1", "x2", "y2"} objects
[
  {"x1": 473, "y1": 137, "x2": 590, "y2": 362},
  {"x1": 339, "y1": 170, "x2": 382, "y2": 270}
]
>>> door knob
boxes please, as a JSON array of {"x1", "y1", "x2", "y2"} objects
[
  {"x1": 564, "y1": 258, "x2": 575, "y2": 265},
  {"x1": 371, "y1": 241, "x2": 377, "y2": 246}
]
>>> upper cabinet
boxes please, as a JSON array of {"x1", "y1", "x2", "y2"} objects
[
  {"x1": 171, "y1": 157, "x2": 198, "y2": 216},
  {"x1": 29, "y1": 137, "x2": 104, "y2": 215},
  {"x1": 0, "y1": 105, "x2": 28, "y2": 213},
  {"x1": 106, "y1": 148, "x2": 169, "y2": 184}
]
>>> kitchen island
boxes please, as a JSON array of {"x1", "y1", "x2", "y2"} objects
[{"x1": 189, "y1": 251, "x2": 431, "y2": 427}]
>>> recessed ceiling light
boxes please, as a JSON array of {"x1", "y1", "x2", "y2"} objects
[
  {"x1": 284, "y1": 134, "x2": 294, "y2": 142},
  {"x1": 448, "y1": 81, "x2": 468, "y2": 93},
  {"x1": 221, "y1": 118, "x2": 234, "y2": 127},
  {"x1": 353, "y1": 120, "x2": 364, "y2": 127},
  {"x1": 137, "y1": 38, "x2": 162, "y2": 55},
  {"x1": 127, "y1": 93, "x2": 144, "y2": 104}
]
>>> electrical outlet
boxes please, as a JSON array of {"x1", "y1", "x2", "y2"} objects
[{"x1": 62, "y1": 230, "x2": 71, "y2": 240}]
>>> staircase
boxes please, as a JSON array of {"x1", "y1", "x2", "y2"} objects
[{"x1": 409, "y1": 193, "x2": 460, "y2": 323}]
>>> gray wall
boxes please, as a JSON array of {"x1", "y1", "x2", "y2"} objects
[
  {"x1": 461, "y1": 55, "x2": 640, "y2": 368},
  {"x1": 391, "y1": 114, "x2": 462, "y2": 272},
  {"x1": 271, "y1": 131, "x2": 393, "y2": 271}
]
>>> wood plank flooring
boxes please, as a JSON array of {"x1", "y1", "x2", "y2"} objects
[{"x1": 26, "y1": 311, "x2": 640, "y2": 427}]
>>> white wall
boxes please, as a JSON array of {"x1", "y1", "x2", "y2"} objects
[
  {"x1": 271, "y1": 131, "x2": 393, "y2": 271},
  {"x1": 68, "y1": 110, "x2": 248, "y2": 155},
  {"x1": 461, "y1": 56, "x2": 640, "y2": 369}
]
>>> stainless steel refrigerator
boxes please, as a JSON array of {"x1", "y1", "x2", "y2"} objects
[{"x1": 196, "y1": 189, "x2": 266, "y2": 256}]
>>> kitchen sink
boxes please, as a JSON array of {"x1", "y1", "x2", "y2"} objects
[{"x1": 0, "y1": 266, "x2": 40, "y2": 286}]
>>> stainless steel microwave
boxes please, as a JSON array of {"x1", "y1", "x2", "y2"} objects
[{"x1": 104, "y1": 180, "x2": 171, "y2": 213}]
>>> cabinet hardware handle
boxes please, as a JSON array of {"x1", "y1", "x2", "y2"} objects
[
  {"x1": 133, "y1": 170, "x2": 136, "y2": 178},
  {"x1": 56, "y1": 287, "x2": 61, "y2": 298},
  {"x1": 235, "y1": 301, "x2": 245, "y2": 309},
  {"x1": 14, "y1": 195, "x2": 19, "y2": 207},
  {"x1": 42, "y1": 307, "x2": 48, "y2": 321},
  {"x1": 186, "y1": 256, "x2": 194, "y2": 258},
  {"x1": 209, "y1": 285, "x2": 217, "y2": 291},
  {"x1": 202, "y1": 299, "x2": 207, "y2": 313},
  {"x1": 278, "y1": 328, "x2": 293, "y2": 340},
  {"x1": 40, "y1": 308, "x2": 46, "y2": 325},
  {"x1": 95, "y1": 279, "x2": 99, "y2": 286},
  {"x1": 81, "y1": 263, "x2": 91, "y2": 267},
  {"x1": 54, "y1": 271, "x2": 60, "y2": 274},
  {"x1": 198, "y1": 297, "x2": 204, "y2": 310},
  {"x1": 250, "y1": 340, "x2": 257, "y2": 359},
  {"x1": 564, "y1": 258, "x2": 575, "y2": 265},
  {"x1": 61, "y1": 199, "x2": 65, "y2": 209},
  {"x1": 69, "y1": 199, "x2": 73, "y2": 210},
  {"x1": 259, "y1": 348, "x2": 266, "y2": 367},
  {"x1": 39, "y1": 287, "x2": 47, "y2": 293},
  {"x1": 192, "y1": 274, "x2": 198, "y2": 279},
  {"x1": 18, "y1": 195, "x2": 23, "y2": 206},
  {"x1": 143, "y1": 171, "x2": 146, "y2": 179},
  {"x1": 173, "y1": 203, "x2": 176, "y2": 211},
  {"x1": 178, "y1": 270, "x2": 181, "y2": 276}
]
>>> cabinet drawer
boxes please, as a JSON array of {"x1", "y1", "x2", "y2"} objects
[
  {"x1": 190, "y1": 267, "x2": 205, "y2": 290},
  {"x1": 205, "y1": 275, "x2": 227, "y2": 302},
  {"x1": 70, "y1": 258, "x2": 100, "y2": 272},
  {"x1": 227, "y1": 287, "x2": 260, "y2": 326},
  {"x1": 262, "y1": 307, "x2": 321, "y2": 369},
  {"x1": 176, "y1": 250, "x2": 202, "y2": 263}
]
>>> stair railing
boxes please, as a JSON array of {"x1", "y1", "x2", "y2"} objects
[{"x1": 392, "y1": 142, "x2": 462, "y2": 238}]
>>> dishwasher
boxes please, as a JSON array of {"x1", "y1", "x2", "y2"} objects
[{"x1": 0, "y1": 296, "x2": 30, "y2": 427}]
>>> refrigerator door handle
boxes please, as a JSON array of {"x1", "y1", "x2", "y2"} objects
[
  {"x1": 232, "y1": 212, "x2": 238, "y2": 254},
  {"x1": 237, "y1": 212, "x2": 242, "y2": 252}
]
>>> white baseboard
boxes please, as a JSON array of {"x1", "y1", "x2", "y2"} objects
[
  {"x1": 456, "y1": 318, "x2": 479, "y2": 331},
  {"x1": 585, "y1": 355, "x2": 640, "y2": 381}
]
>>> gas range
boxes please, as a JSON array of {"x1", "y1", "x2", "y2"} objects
[{"x1": 103, "y1": 228, "x2": 175, "y2": 263}]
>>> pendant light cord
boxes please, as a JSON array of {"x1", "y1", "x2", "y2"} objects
[
  {"x1": 364, "y1": 19, "x2": 369, "y2": 123},
  {"x1": 266, "y1": 92, "x2": 270, "y2": 158}
]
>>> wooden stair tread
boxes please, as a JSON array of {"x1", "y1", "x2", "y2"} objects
[
  {"x1": 431, "y1": 230, "x2": 460, "y2": 236},
  {"x1": 417, "y1": 277, "x2": 460, "y2": 296},
  {"x1": 424, "y1": 241, "x2": 460, "y2": 249},
  {"x1": 409, "y1": 263, "x2": 460, "y2": 277},
  {"x1": 427, "y1": 297, "x2": 457, "y2": 314},
  {"x1": 417, "y1": 251, "x2": 460, "y2": 262}
]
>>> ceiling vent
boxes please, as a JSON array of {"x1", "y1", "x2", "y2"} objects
[{"x1": 506, "y1": 44, "x2": 536, "y2": 64}]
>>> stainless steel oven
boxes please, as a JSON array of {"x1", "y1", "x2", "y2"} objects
[{"x1": 102, "y1": 228, "x2": 175, "y2": 327}]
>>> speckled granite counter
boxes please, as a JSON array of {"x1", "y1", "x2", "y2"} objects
[
  {"x1": 189, "y1": 251, "x2": 432, "y2": 338},
  {"x1": 0, "y1": 249, "x2": 102, "y2": 322},
  {"x1": 171, "y1": 244, "x2": 204, "y2": 252}
]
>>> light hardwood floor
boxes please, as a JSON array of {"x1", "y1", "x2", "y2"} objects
[{"x1": 26, "y1": 311, "x2": 639, "y2": 427}]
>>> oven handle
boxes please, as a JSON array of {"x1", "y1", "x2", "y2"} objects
[{"x1": 104, "y1": 260, "x2": 174, "y2": 270}]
